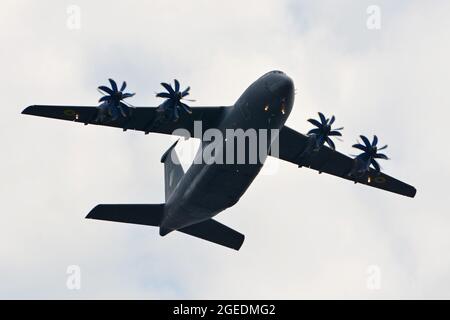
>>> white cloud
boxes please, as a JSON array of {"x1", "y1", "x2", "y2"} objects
[{"x1": 0, "y1": 0, "x2": 449, "y2": 298}]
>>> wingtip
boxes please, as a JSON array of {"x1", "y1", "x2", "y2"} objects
[
  {"x1": 234, "y1": 235, "x2": 245, "y2": 251},
  {"x1": 21, "y1": 105, "x2": 34, "y2": 115},
  {"x1": 85, "y1": 204, "x2": 100, "y2": 219}
]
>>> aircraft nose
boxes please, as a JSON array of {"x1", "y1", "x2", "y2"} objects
[{"x1": 267, "y1": 74, "x2": 294, "y2": 97}]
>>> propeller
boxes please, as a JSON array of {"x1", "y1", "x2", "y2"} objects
[
  {"x1": 98, "y1": 78, "x2": 135, "y2": 118},
  {"x1": 352, "y1": 135, "x2": 389, "y2": 173},
  {"x1": 307, "y1": 112, "x2": 343, "y2": 150},
  {"x1": 155, "y1": 79, "x2": 193, "y2": 121}
]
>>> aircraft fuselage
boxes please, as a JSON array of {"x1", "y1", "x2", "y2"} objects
[{"x1": 160, "y1": 71, "x2": 295, "y2": 234}]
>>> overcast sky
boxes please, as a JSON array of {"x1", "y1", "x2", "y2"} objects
[{"x1": 1, "y1": 0, "x2": 449, "y2": 299}]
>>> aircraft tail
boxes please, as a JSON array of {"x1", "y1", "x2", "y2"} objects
[
  {"x1": 86, "y1": 204, "x2": 244, "y2": 250},
  {"x1": 160, "y1": 140, "x2": 185, "y2": 201},
  {"x1": 86, "y1": 140, "x2": 244, "y2": 250}
]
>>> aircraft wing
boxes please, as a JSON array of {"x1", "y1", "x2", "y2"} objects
[
  {"x1": 22, "y1": 105, "x2": 227, "y2": 137},
  {"x1": 272, "y1": 125, "x2": 416, "y2": 198}
]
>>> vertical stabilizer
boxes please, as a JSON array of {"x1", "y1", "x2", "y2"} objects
[{"x1": 160, "y1": 140, "x2": 185, "y2": 201}]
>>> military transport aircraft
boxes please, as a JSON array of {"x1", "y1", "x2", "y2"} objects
[{"x1": 22, "y1": 71, "x2": 416, "y2": 250}]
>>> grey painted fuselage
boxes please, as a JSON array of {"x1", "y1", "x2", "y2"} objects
[{"x1": 160, "y1": 71, "x2": 294, "y2": 234}]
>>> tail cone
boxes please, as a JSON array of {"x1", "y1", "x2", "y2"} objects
[{"x1": 159, "y1": 226, "x2": 173, "y2": 237}]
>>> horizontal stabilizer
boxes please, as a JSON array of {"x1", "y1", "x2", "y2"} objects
[
  {"x1": 86, "y1": 204, "x2": 164, "y2": 226},
  {"x1": 86, "y1": 204, "x2": 244, "y2": 250},
  {"x1": 179, "y1": 219, "x2": 245, "y2": 251}
]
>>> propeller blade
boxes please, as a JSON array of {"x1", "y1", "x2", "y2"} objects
[
  {"x1": 99, "y1": 96, "x2": 111, "y2": 103},
  {"x1": 181, "y1": 86, "x2": 191, "y2": 97},
  {"x1": 307, "y1": 128, "x2": 321, "y2": 135},
  {"x1": 378, "y1": 145, "x2": 388, "y2": 151},
  {"x1": 156, "y1": 92, "x2": 172, "y2": 98},
  {"x1": 119, "y1": 101, "x2": 130, "y2": 117},
  {"x1": 120, "y1": 81, "x2": 127, "y2": 92},
  {"x1": 123, "y1": 99, "x2": 135, "y2": 108},
  {"x1": 352, "y1": 143, "x2": 367, "y2": 152},
  {"x1": 122, "y1": 92, "x2": 135, "y2": 99},
  {"x1": 117, "y1": 103, "x2": 127, "y2": 117},
  {"x1": 372, "y1": 135, "x2": 378, "y2": 147},
  {"x1": 120, "y1": 101, "x2": 132, "y2": 109},
  {"x1": 179, "y1": 102, "x2": 193, "y2": 114},
  {"x1": 318, "y1": 112, "x2": 327, "y2": 125},
  {"x1": 360, "y1": 135, "x2": 371, "y2": 148},
  {"x1": 326, "y1": 137, "x2": 335, "y2": 150},
  {"x1": 333, "y1": 127, "x2": 344, "y2": 131},
  {"x1": 329, "y1": 130, "x2": 342, "y2": 137},
  {"x1": 329, "y1": 115, "x2": 335, "y2": 125},
  {"x1": 108, "y1": 79, "x2": 118, "y2": 92},
  {"x1": 98, "y1": 86, "x2": 114, "y2": 95},
  {"x1": 371, "y1": 159, "x2": 380, "y2": 172},
  {"x1": 307, "y1": 119, "x2": 322, "y2": 128},
  {"x1": 174, "y1": 79, "x2": 180, "y2": 92},
  {"x1": 161, "y1": 82, "x2": 175, "y2": 95},
  {"x1": 374, "y1": 153, "x2": 389, "y2": 160}
]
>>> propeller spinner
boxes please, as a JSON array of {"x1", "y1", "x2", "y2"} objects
[
  {"x1": 349, "y1": 135, "x2": 389, "y2": 177},
  {"x1": 155, "y1": 79, "x2": 193, "y2": 122},
  {"x1": 96, "y1": 78, "x2": 135, "y2": 122},
  {"x1": 307, "y1": 112, "x2": 343, "y2": 150}
]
